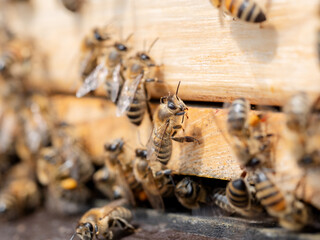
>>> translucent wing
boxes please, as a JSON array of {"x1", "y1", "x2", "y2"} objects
[
  {"x1": 142, "y1": 168, "x2": 165, "y2": 211},
  {"x1": 76, "y1": 63, "x2": 108, "y2": 98},
  {"x1": 109, "y1": 63, "x2": 123, "y2": 103},
  {"x1": 116, "y1": 73, "x2": 143, "y2": 117}
]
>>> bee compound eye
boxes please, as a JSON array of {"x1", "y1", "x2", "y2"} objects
[
  {"x1": 168, "y1": 101, "x2": 176, "y2": 110},
  {"x1": 84, "y1": 222, "x2": 93, "y2": 233}
]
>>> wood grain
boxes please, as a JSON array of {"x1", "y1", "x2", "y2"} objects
[{"x1": 5, "y1": 0, "x2": 320, "y2": 105}]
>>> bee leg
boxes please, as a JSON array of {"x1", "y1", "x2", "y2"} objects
[{"x1": 173, "y1": 124, "x2": 184, "y2": 131}]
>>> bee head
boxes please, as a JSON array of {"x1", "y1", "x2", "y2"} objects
[
  {"x1": 104, "y1": 139, "x2": 124, "y2": 152},
  {"x1": 74, "y1": 222, "x2": 97, "y2": 240},
  {"x1": 115, "y1": 42, "x2": 128, "y2": 52},
  {"x1": 175, "y1": 177, "x2": 195, "y2": 198},
  {"x1": 136, "y1": 52, "x2": 155, "y2": 67},
  {"x1": 135, "y1": 148, "x2": 147, "y2": 158},
  {"x1": 93, "y1": 28, "x2": 110, "y2": 42},
  {"x1": 161, "y1": 81, "x2": 187, "y2": 116}
]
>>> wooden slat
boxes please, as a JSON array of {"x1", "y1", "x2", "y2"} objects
[{"x1": 6, "y1": 0, "x2": 320, "y2": 105}]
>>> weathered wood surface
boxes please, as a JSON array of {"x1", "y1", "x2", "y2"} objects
[{"x1": 6, "y1": 0, "x2": 320, "y2": 105}]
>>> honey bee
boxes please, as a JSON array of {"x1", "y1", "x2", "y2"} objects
[
  {"x1": 0, "y1": 38, "x2": 33, "y2": 77},
  {"x1": 76, "y1": 37, "x2": 131, "y2": 99},
  {"x1": 0, "y1": 163, "x2": 41, "y2": 220},
  {"x1": 147, "y1": 82, "x2": 199, "y2": 165},
  {"x1": 79, "y1": 27, "x2": 111, "y2": 81},
  {"x1": 116, "y1": 39, "x2": 160, "y2": 126},
  {"x1": 61, "y1": 0, "x2": 85, "y2": 13},
  {"x1": 254, "y1": 170, "x2": 310, "y2": 230},
  {"x1": 133, "y1": 148, "x2": 165, "y2": 210},
  {"x1": 70, "y1": 199, "x2": 134, "y2": 240},
  {"x1": 101, "y1": 139, "x2": 136, "y2": 206},
  {"x1": 209, "y1": 0, "x2": 267, "y2": 23}
]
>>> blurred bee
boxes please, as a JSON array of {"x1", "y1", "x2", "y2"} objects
[
  {"x1": 0, "y1": 38, "x2": 33, "y2": 77},
  {"x1": 147, "y1": 82, "x2": 199, "y2": 165},
  {"x1": 283, "y1": 93, "x2": 320, "y2": 169},
  {"x1": 76, "y1": 36, "x2": 132, "y2": 99},
  {"x1": 0, "y1": 163, "x2": 41, "y2": 220},
  {"x1": 209, "y1": 0, "x2": 267, "y2": 23},
  {"x1": 95, "y1": 139, "x2": 136, "y2": 206},
  {"x1": 116, "y1": 39, "x2": 161, "y2": 126},
  {"x1": 79, "y1": 27, "x2": 111, "y2": 81},
  {"x1": 175, "y1": 177, "x2": 237, "y2": 214},
  {"x1": 70, "y1": 199, "x2": 134, "y2": 240},
  {"x1": 61, "y1": 0, "x2": 85, "y2": 13},
  {"x1": 133, "y1": 148, "x2": 173, "y2": 210},
  {"x1": 254, "y1": 170, "x2": 310, "y2": 230}
]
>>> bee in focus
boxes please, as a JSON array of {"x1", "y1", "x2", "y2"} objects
[
  {"x1": 94, "y1": 139, "x2": 136, "y2": 206},
  {"x1": 76, "y1": 35, "x2": 132, "y2": 99},
  {"x1": 0, "y1": 163, "x2": 41, "y2": 220},
  {"x1": 254, "y1": 170, "x2": 310, "y2": 231},
  {"x1": 79, "y1": 27, "x2": 111, "y2": 82},
  {"x1": 116, "y1": 39, "x2": 161, "y2": 126},
  {"x1": 147, "y1": 82, "x2": 199, "y2": 166},
  {"x1": 209, "y1": 0, "x2": 267, "y2": 23},
  {"x1": 61, "y1": 0, "x2": 85, "y2": 13},
  {"x1": 0, "y1": 37, "x2": 33, "y2": 78},
  {"x1": 70, "y1": 199, "x2": 135, "y2": 240}
]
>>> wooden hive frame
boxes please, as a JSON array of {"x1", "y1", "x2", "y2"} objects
[{"x1": 4, "y1": 0, "x2": 320, "y2": 208}]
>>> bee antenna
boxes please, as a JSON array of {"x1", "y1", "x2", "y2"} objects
[
  {"x1": 176, "y1": 81, "x2": 181, "y2": 96},
  {"x1": 69, "y1": 232, "x2": 77, "y2": 240},
  {"x1": 147, "y1": 37, "x2": 159, "y2": 53},
  {"x1": 125, "y1": 33, "x2": 134, "y2": 43}
]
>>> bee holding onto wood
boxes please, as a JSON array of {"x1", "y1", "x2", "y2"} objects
[
  {"x1": 70, "y1": 199, "x2": 135, "y2": 240},
  {"x1": 116, "y1": 38, "x2": 162, "y2": 126},
  {"x1": 209, "y1": 0, "x2": 267, "y2": 24},
  {"x1": 79, "y1": 27, "x2": 111, "y2": 82},
  {"x1": 147, "y1": 81, "x2": 199, "y2": 166},
  {"x1": 76, "y1": 34, "x2": 132, "y2": 99}
]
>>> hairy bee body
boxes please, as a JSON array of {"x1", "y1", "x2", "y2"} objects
[
  {"x1": 126, "y1": 86, "x2": 147, "y2": 126},
  {"x1": 211, "y1": 188, "x2": 236, "y2": 214},
  {"x1": 210, "y1": 0, "x2": 266, "y2": 23},
  {"x1": 72, "y1": 200, "x2": 134, "y2": 240},
  {"x1": 226, "y1": 178, "x2": 251, "y2": 209}
]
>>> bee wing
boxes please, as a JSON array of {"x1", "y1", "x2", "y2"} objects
[
  {"x1": 115, "y1": 164, "x2": 136, "y2": 207},
  {"x1": 76, "y1": 63, "x2": 108, "y2": 98},
  {"x1": 142, "y1": 168, "x2": 165, "y2": 211},
  {"x1": 116, "y1": 73, "x2": 143, "y2": 117},
  {"x1": 109, "y1": 63, "x2": 123, "y2": 103}
]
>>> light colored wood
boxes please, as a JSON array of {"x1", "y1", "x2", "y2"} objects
[{"x1": 6, "y1": 0, "x2": 320, "y2": 105}]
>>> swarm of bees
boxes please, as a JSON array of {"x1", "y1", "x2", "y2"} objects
[{"x1": 0, "y1": 1, "x2": 320, "y2": 239}]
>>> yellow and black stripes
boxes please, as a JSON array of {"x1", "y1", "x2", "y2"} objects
[
  {"x1": 224, "y1": 0, "x2": 266, "y2": 23},
  {"x1": 151, "y1": 132, "x2": 172, "y2": 165},
  {"x1": 255, "y1": 171, "x2": 287, "y2": 216},
  {"x1": 226, "y1": 178, "x2": 250, "y2": 209},
  {"x1": 126, "y1": 88, "x2": 147, "y2": 126}
]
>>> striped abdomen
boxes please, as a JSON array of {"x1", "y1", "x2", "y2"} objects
[
  {"x1": 227, "y1": 98, "x2": 248, "y2": 135},
  {"x1": 126, "y1": 87, "x2": 146, "y2": 126},
  {"x1": 226, "y1": 178, "x2": 250, "y2": 209},
  {"x1": 109, "y1": 206, "x2": 133, "y2": 222},
  {"x1": 224, "y1": 0, "x2": 266, "y2": 23},
  {"x1": 255, "y1": 171, "x2": 286, "y2": 217},
  {"x1": 152, "y1": 131, "x2": 172, "y2": 165},
  {"x1": 211, "y1": 188, "x2": 236, "y2": 214}
]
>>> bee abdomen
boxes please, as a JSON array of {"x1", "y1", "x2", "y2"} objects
[
  {"x1": 211, "y1": 188, "x2": 236, "y2": 214},
  {"x1": 225, "y1": 0, "x2": 266, "y2": 23},
  {"x1": 226, "y1": 178, "x2": 250, "y2": 209},
  {"x1": 110, "y1": 206, "x2": 132, "y2": 221},
  {"x1": 127, "y1": 97, "x2": 146, "y2": 126},
  {"x1": 255, "y1": 171, "x2": 287, "y2": 216},
  {"x1": 227, "y1": 98, "x2": 248, "y2": 133}
]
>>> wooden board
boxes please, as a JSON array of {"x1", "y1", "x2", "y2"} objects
[{"x1": 5, "y1": 0, "x2": 320, "y2": 106}]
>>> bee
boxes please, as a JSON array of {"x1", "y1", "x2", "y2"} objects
[
  {"x1": 79, "y1": 27, "x2": 111, "y2": 82},
  {"x1": 209, "y1": 0, "x2": 267, "y2": 23},
  {"x1": 116, "y1": 39, "x2": 161, "y2": 126},
  {"x1": 0, "y1": 163, "x2": 40, "y2": 220},
  {"x1": 61, "y1": 0, "x2": 85, "y2": 13},
  {"x1": 133, "y1": 148, "x2": 166, "y2": 210},
  {"x1": 70, "y1": 199, "x2": 134, "y2": 240},
  {"x1": 101, "y1": 139, "x2": 136, "y2": 206},
  {"x1": 76, "y1": 36, "x2": 131, "y2": 99},
  {"x1": 147, "y1": 82, "x2": 199, "y2": 165},
  {"x1": 254, "y1": 170, "x2": 310, "y2": 230},
  {"x1": 0, "y1": 38, "x2": 33, "y2": 77}
]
